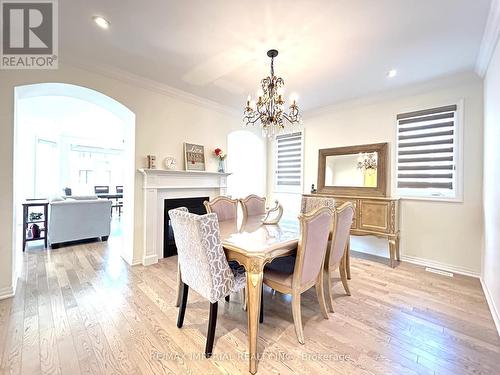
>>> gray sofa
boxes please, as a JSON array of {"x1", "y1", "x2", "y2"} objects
[{"x1": 49, "y1": 197, "x2": 112, "y2": 248}]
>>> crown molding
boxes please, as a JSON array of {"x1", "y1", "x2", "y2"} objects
[
  {"x1": 60, "y1": 58, "x2": 241, "y2": 117},
  {"x1": 476, "y1": 0, "x2": 500, "y2": 77},
  {"x1": 304, "y1": 70, "x2": 479, "y2": 119}
]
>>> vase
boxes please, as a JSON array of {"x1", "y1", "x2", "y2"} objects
[
  {"x1": 31, "y1": 224, "x2": 40, "y2": 239},
  {"x1": 218, "y1": 158, "x2": 225, "y2": 173}
]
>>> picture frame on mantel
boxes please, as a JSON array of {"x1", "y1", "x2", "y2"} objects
[{"x1": 184, "y1": 142, "x2": 206, "y2": 171}]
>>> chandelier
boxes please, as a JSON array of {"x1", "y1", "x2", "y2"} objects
[{"x1": 243, "y1": 49, "x2": 302, "y2": 137}]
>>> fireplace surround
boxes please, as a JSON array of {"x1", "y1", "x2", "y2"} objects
[{"x1": 139, "y1": 169, "x2": 231, "y2": 265}]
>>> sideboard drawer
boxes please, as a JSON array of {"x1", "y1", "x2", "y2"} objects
[
  {"x1": 334, "y1": 198, "x2": 358, "y2": 229},
  {"x1": 358, "y1": 199, "x2": 391, "y2": 233}
]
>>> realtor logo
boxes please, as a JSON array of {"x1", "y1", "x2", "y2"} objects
[{"x1": 1, "y1": 0, "x2": 58, "y2": 69}]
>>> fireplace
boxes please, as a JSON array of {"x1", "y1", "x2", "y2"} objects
[
  {"x1": 163, "y1": 196, "x2": 209, "y2": 258},
  {"x1": 139, "y1": 169, "x2": 230, "y2": 265}
]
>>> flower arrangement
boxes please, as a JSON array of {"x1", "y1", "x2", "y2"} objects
[
  {"x1": 214, "y1": 148, "x2": 226, "y2": 173},
  {"x1": 214, "y1": 148, "x2": 226, "y2": 160}
]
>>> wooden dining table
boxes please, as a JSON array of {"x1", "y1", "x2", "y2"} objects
[
  {"x1": 175, "y1": 214, "x2": 300, "y2": 374},
  {"x1": 219, "y1": 215, "x2": 300, "y2": 373}
]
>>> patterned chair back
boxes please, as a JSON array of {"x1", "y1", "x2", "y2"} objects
[
  {"x1": 300, "y1": 195, "x2": 335, "y2": 214},
  {"x1": 169, "y1": 208, "x2": 236, "y2": 303}
]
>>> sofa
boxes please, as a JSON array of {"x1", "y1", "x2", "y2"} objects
[{"x1": 49, "y1": 197, "x2": 112, "y2": 248}]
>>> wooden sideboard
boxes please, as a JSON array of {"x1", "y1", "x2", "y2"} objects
[{"x1": 303, "y1": 194, "x2": 400, "y2": 268}]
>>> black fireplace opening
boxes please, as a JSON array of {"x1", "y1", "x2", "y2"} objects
[{"x1": 163, "y1": 196, "x2": 209, "y2": 258}]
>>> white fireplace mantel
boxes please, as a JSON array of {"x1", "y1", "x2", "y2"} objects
[{"x1": 138, "y1": 168, "x2": 232, "y2": 265}]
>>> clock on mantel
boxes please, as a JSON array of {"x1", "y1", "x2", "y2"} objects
[{"x1": 164, "y1": 156, "x2": 177, "y2": 170}]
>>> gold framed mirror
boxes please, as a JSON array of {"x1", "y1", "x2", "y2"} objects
[{"x1": 317, "y1": 142, "x2": 388, "y2": 196}]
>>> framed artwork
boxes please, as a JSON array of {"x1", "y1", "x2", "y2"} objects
[{"x1": 184, "y1": 143, "x2": 205, "y2": 171}]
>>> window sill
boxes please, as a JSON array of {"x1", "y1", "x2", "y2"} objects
[
  {"x1": 396, "y1": 195, "x2": 463, "y2": 203},
  {"x1": 272, "y1": 190, "x2": 303, "y2": 195}
]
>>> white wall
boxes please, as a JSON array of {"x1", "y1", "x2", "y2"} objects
[
  {"x1": 483, "y1": 38, "x2": 500, "y2": 332},
  {"x1": 269, "y1": 72, "x2": 484, "y2": 275},
  {"x1": 0, "y1": 64, "x2": 245, "y2": 299}
]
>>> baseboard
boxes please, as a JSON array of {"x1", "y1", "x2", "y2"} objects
[
  {"x1": 120, "y1": 251, "x2": 142, "y2": 267},
  {"x1": 0, "y1": 285, "x2": 15, "y2": 301},
  {"x1": 480, "y1": 278, "x2": 500, "y2": 336},
  {"x1": 142, "y1": 254, "x2": 158, "y2": 266},
  {"x1": 130, "y1": 259, "x2": 143, "y2": 266},
  {"x1": 401, "y1": 255, "x2": 480, "y2": 278}
]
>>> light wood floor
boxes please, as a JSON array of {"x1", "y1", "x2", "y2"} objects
[{"x1": 1, "y1": 237, "x2": 499, "y2": 375}]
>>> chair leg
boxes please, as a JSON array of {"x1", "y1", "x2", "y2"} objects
[
  {"x1": 323, "y1": 265, "x2": 334, "y2": 313},
  {"x1": 177, "y1": 283, "x2": 189, "y2": 328},
  {"x1": 241, "y1": 288, "x2": 247, "y2": 311},
  {"x1": 346, "y1": 237, "x2": 352, "y2": 280},
  {"x1": 316, "y1": 271, "x2": 329, "y2": 320},
  {"x1": 340, "y1": 256, "x2": 351, "y2": 296},
  {"x1": 205, "y1": 302, "x2": 218, "y2": 358},
  {"x1": 225, "y1": 295, "x2": 230, "y2": 302},
  {"x1": 291, "y1": 292, "x2": 305, "y2": 344},
  {"x1": 259, "y1": 285, "x2": 264, "y2": 324},
  {"x1": 175, "y1": 263, "x2": 182, "y2": 307}
]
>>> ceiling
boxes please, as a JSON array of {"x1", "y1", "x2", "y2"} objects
[{"x1": 60, "y1": 0, "x2": 492, "y2": 111}]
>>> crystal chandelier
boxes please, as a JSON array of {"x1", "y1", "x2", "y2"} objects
[
  {"x1": 243, "y1": 49, "x2": 302, "y2": 137},
  {"x1": 357, "y1": 152, "x2": 378, "y2": 170}
]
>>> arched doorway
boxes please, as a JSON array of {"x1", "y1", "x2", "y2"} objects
[{"x1": 13, "y1": 83, "x2": 136, "y2": 276}]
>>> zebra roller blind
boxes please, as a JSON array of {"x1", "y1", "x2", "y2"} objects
[
  {"x1": 275, "y1": 132, "x2": 303, "y2": 190},
  {"x1": 396, "y1": 105, "x2": 457, "y2": 197}
]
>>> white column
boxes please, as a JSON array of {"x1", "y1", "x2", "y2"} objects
[{"x1": 142, "y1": 187, "x2": 159, "y2": 265}]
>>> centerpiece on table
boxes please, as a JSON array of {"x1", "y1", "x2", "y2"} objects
[{"x1": 214, "y1": 147, "x2": 227, "y2": 173}]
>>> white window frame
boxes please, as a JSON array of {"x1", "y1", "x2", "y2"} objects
[
  {"x1": 394, "y1": 99, "x2": 464, "y2": 202},
  {"x1": 273, "y1": 131, "x2": 304, "y2": 194}
]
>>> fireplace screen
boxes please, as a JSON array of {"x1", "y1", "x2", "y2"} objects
[{"x1": 163, "y1": 196, "x2": 209, "y2": 258}]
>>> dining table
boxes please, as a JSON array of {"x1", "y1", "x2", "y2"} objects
[
  {"x1": 220, "y1": 215, "x2": 300, "y2": 373},
  {"x1": 175, "y1": 213, "x2": 301, "y2": 374}
]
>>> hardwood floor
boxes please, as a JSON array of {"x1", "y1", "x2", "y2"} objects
[{"x1": 1, "y1": 237, "x2": 499, "y2": 375}]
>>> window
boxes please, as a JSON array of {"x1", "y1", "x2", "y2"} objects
[
  {"x1": 35, "y1": 139, "x2": 59, "y2": 197},
  {"x1": 274, "y1": 132, "x2": 303, "y2": 192},
  {"x1": 396, "y1": 104, "x2": 461, "y2": 200},
  {"x1": 79, "y1": 170, "x2": 92, "y2": 184},
  {"x1": 70, "y1": 144, "x2": 123, "y2": 194}
]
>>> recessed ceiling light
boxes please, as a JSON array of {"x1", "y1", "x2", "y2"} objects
[
  {"x1": 387, "y1": 69, "x2": 397, "y2": 78},
  {"x1": 92, "y1": 16, "x2": 110, "y2": 29}
]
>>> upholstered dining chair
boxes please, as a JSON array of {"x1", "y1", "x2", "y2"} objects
[
  {"x1": 262, "y1": 206, "x2": 333, "y2": 344},
  {"x1": 169, "y1": 207, "x2": 246, "y2": 358},
  {"x1": 323, "y1": 202, "x2": 355, "y2": 313},
  {"x1": 94, "y1": 185, "x2": 109, "y2": 194},
  {"x1": 204, "y1": 196, "x2": 246, "y2": 307},
  {"x1": 300, "y1": 195, "x2": 352, "y2": 280},
  {"x1": 240, "y1": 194, "x2": 266, "y2": 218},
  {"x1": 204, "y1": 196, "x2": 238, "y2": 221}
]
